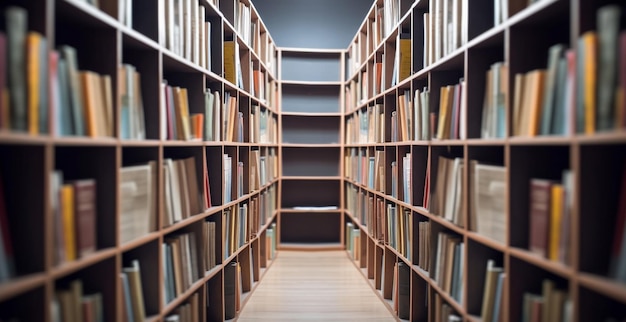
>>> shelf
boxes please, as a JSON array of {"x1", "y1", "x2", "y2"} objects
[
  {"x1": 280, "y1": 176, "x2": 342, "y2": 181},
  {"x1": 278, "y1": 243, "x2": 344, "y2": 251}
]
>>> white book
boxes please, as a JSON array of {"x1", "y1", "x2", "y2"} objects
[
  {"x1": 184, "y1": 0, "x2": 191, "y2": 60},
  {"x1": 206, "y1": 21, "x2": 212, "y2": 71},
  {"x1": 165, "y1": 159, "x2": 183, "y2": 223},
  {"x1": 199, "y1": 5, "x2": 206, "y2": 69},
  {"x1": 120, "y1": 164, "x2": 153, "y2": 244}
]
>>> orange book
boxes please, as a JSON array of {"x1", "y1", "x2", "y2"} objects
[
  {"x1": 527, "y1": 70, "x2": 546, "y2": 136},
  {"x1": 549, "y1": 184, "x2": 564, "y2": 261},
  {"x1": 26, "y1": 32, "x2": 42, "y2": 135},
  {"x1": 582, "y1": 32, "x2": 597, "y2": 134},
  {"x1": 80, "y1": 72, "x2": 99, "y2": 137}
]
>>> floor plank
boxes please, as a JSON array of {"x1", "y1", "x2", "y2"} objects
[{"x1": 237, "y1": 251, "x2": 397, "y2": 321}]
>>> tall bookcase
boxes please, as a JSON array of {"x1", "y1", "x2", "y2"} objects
[
  {"x1": 277, "y1": 48, "x2": 346, "y2": 250},
  {"x1": 0, "y1": 0, "x2": 280, "y2": 321},
  {"x1": 342, "y1": 0, "x2": 626, "y2": 321}
]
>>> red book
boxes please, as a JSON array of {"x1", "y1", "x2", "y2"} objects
[
  {"x1": 529, "y1": 179, "x2": 553, "y2": 257},
  {"x1": 72, "y1": 179, "x2": 97, "y2": 258}
]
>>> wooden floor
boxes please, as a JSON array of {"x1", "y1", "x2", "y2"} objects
[{"x1": 237, "y1": 251, "x2": 397, "y2": 321}]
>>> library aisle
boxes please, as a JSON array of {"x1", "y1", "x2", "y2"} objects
[{"x1": 237, "y1": 251, "x2": 396, "y2": 321}]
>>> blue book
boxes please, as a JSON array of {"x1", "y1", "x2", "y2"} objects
[
  {"x1": 491, "y1": 272, "x2": 506, "y2": 322},
  {"x1": 120, "y1": 272, "x2": 135, "y2": 322}
]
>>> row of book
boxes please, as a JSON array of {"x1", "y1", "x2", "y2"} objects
[
  {"x1": 434, "y1": 293, "x2": 462, "y2": 322},
  {"x1": 434, "y1": 231, "x2": 464, "y2": 304},
  {"x1": 160, "y1": 0, "x2": 212, "y2": 71},
  {"x1": 203, "y1": 221, "x2": 218, "y2": 273},
  {"x1": 423, "y1": 0, "x2": 468, "y2": 68},
  {"x1": 417, "y1": 221, "x2": 431, "y2": 273},
  {"x1": 52, "y1": 279, "x2": 104, "y2": 322},
  {"x1": 235, "y1": 1, "x2": 253, "y2": 47},
  {"x1": 521, "y1": 279, "x2": 572, "y2": 322},
  {"x1": 428, "y1": 156, "x2": 465, "y2": 228},
  {"x1": 249, "y1": 102, "x2": 277, "y2": 144},
  {"x1": 164, "y1": 293, "x2": 200, "y2": 322},
  {"x1": 163, "y1": 157, "x2": 206, "y2": 227},
  {"x1": 345, "y1": 222, "x2": 361, "y2": 261},
  {"x1": 50, "y1": 172, "x2": 97, "y2": 265},
  {"x1": 1, "y1": 7, "x2": 116, "y2": 137},
  {"x1": 249, "y1": 185, "x2": 277, "y2": 236},
  {"x1": 163, "y1": 232, "x2": 201, "y2": 304},
  {"x1": 480, "y1": 260, "x2": 505, "y2": 322},
  {"x1": 391, "y1": 261, "x2": 411, "y2": 320},
  {"x1": 223, "y1": 204, "x2": 249, "y2": 260},
  {"x1": 121, "y1": 260, "x2": 147, "y2": 322},
  {"x1": 529, "y1": 171, "x2": 574, "y2": 264},
  {"x1": 386, "y1": 205, "x2": 412, "y2": 261},
  {"x1": 389, "y1": 153, "x2": 412, "y2": 204}
]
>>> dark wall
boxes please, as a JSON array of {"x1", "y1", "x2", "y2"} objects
[{"x1": 252, "y1": 0, "x2": 373, "y2": 49}]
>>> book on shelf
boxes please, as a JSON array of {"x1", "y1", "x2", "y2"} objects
[
  {"x1": 435, "y1": 79, "x2": 465, "y2": 140},
  {"x1": 470, "y1": 162, "x2": 506, "y2": 244},
  {"x1": 521, "y1": 279, "x2": 570, "y2": 322},
  {"x1": 203, "y1": 220, "x2": 217, "y2": 272},
  {"x1": 49, "y1": 171, "x2": 98, "y2": 264},
  {"x1": 163, "y1": 232, "x2": 200, "y2": 303},
  {"x1": 122, "y1": 259, "x2": 147, "y2": 322},
  {"x1": 120, "y1": 162, "x2": 157, "y2": 244},
  {"x1": 164, "y1": 292, "x2": 200, "y2": 322},
  {"x1": 162, "y1": 157, "x2": 203, "y2": 227},
  {"x1": 430, "y1": 156, "x2": 464, "y2": 227},
  {"x1": 433, "y1": 231, "x2": 463, "y2": 302},
  {"x1": 417, "y1": 221, "x2": 431, "y2": 273},
  {"x1": 53, "y1": 279, "x2": 104, "y2": 322},
  {"x1": 528, "y1": 170, "x2": 573, "y2": 263},
  {"x1": 480, "y1": 259, "x2": 504, "y2": 322},
  {"x1": 482, "y1": 63, "x2": 507, "y2": 139},
  {"x1": 413, "y1": 87, "x2": 431, "y2": 141}
]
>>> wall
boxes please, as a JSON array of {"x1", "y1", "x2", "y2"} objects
[{"x1": 252, "y1": 0, "x2": 373, "y2": 49}]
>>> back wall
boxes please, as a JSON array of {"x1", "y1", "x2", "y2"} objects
[{"x1": 252, "y1": 0, "x2": 373, "y2": 49}]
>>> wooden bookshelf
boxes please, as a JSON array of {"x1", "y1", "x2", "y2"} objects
[
  {"x1": 343, "y1": 0, "x2": 626, "y2": 321},
  {"x1": 277, "y1": 48, "x2": 346, "y2": 250},
  {"x1": 0, "y1": 0, "x2": 280, "y2": 321}
]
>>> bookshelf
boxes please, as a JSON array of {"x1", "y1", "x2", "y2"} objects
[
  {"x1": 277, "y1": 48, "x2": 346, "y2": 250},
  {"x1": 343, "y1": 0, "x2": 626, "y2": 321},
  {"x1": 0, "y1": 0, "x2": 280, "y2": 321}
]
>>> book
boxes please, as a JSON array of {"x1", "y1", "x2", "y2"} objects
[
  {"x1": 60, "y1": 45, "x2": 85, "y2": 136},
  {"x1": 124, "y1": 260, "x2": 146, "y2": 322},
  {"x1": 596, "y1": 5, "x2": 620, "y2": 131},
  {"x1": 6, "y1": 6, "x2": 27, "y2": 132},
  {"x1": 61, "y1": 184, "x2": 77, "y2": 261},
  {"x1": 529, "y1": 179, "x2": 553, "y2": 257},
  {"x1": 72, "y1": 179, "x2": 97, "y2": 258}
]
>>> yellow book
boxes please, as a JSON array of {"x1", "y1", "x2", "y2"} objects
[
  {"x1": 61, "y1": 184, "x2": 76, "y2": 261},
  {"x1": 583, "y1": 32, "x2": 597, "y2": 134},
  {"x1": 436, "y1": 86, "x2": 450, "y2": 139},
  {"x1": 399, "y1": 37, "x2": 412, "y2": 81},
  {"x1": 549, "y1": 184, "x2": 563, "y2": 261},
  {"x1": 180, "y1": 88, "x2": 192, "y2": 140},
  {"x1": 223, "y1": 41, "x2": 236, "y2": 85},
  {"x1": 26, "y1": 32, "x2": 41, "y2": 135}
]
